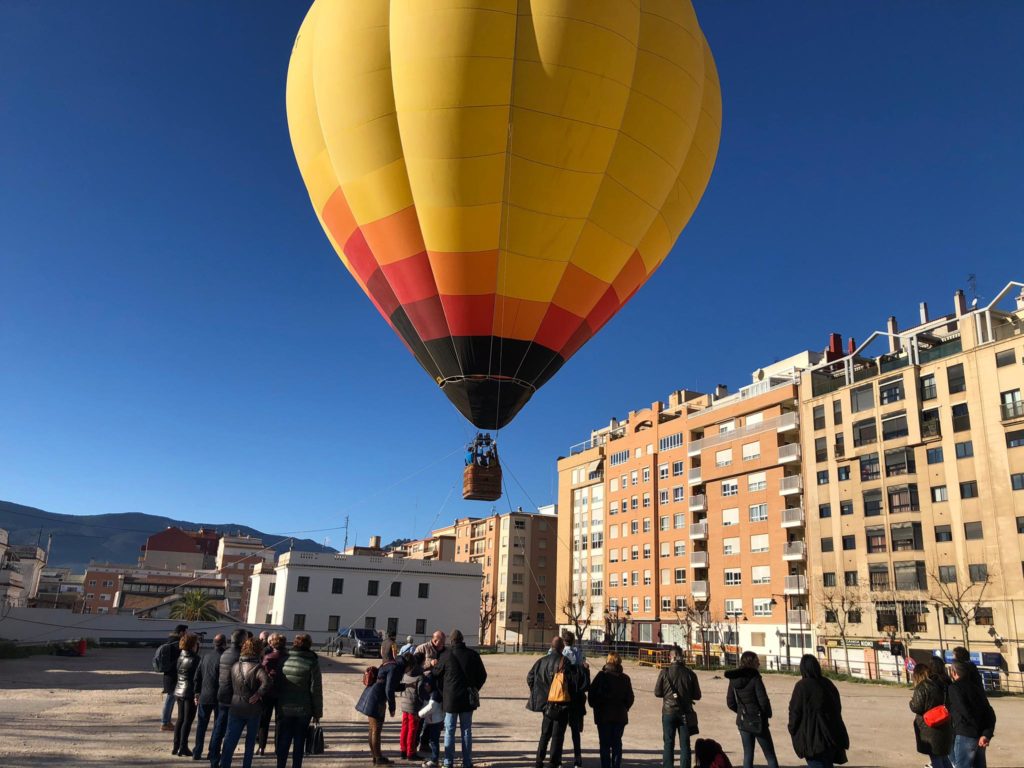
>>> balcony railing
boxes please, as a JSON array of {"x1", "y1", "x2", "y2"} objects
[
  {"x1": 686, "y1": 412, "x2": 798, "y2": 455},
  {"x1": 689, "y1": 522, "x2": 708, "y2": 540},
  {"x1": 1002, "y1": 401, "x2": 1024, "y2": 420},
  {"x1": 777, "y1": 411, "x2": 800, "y2": 432},
  {"x1": 691, "y1": 580, "x2": 709, "y2": 598},
  {"x1": 690, "y1": 550, "x2": 709, "y2": 568},
  {"x1": 783, "y1": 541, "x2": 806, "y2": 560},
  {"x1": 784, "y1": 575, "x2": 808, "y2": 595},
  {"x1": 689, "y1": 494, "x2": 707, "y2": 512},
  {"x1": 779, "y1": 475, "x2": 803, "y2": 495},
  {"x1": 788, "y1": 609, "x2": 810, "y2": 626},
  {"x1": 920, "y1": 419, "x2": 941, "y2": 439},
  {"x1": 687, "y1": 467, "x2": 702, "y2": 485},
  {"x1": 778, "y1": 443, "x2": 801, "y2": 463},
  {"x1": 781, "y1": 507, "x2": 805, "y2": 527}
]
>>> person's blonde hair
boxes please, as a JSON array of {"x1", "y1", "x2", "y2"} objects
[
  {"x1": 241, "y1": 638, "x2": 261, "y2": 657},
  {"x1": 606, "y1": 652, "x2": 622, "y2": 667},
  {"x1": 912, "y1": 664, "x2": 932, "y2": 686}
]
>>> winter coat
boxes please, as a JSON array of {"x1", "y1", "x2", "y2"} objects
[
  {"x1": 261, "y1": 647, "x2": 287, "y2": 699},
  {"x1": 587, "y1": 663, "x2": 634, "y2": 726},
  {"x1": 278, "y1": 649, "x2": 323, "y2": 720},
  {"x1": 909, "y1": 677, "x2": 953, "y2": 756},
  {"x1": 195, "y1": 646, "x2": 223, "y2": 706},
  {"x1": 527, "y1": 651, "x2": 586, "y2": 714},
  {"x1": 725, "y1": 667, "x2": 773, "y2": 734},
  {"x1": 400, "y1": 663, "x2": 425, "y2": 714},
  {"x1": 156, "y1": 638, "x2": 180, "y2": 694},
  {"x1": 654, "y1": 661, "x2": 702, "y2": 734},
  {"x1": 229, "y1": 654, "x2": 273, "y2": 719},
  {"x1": 948, "y1": 676, "x2": 996, "y2": 740},
  {"x1": 217, "y1": 643, "x2": 243, "y2": 706},
  {"x1": 356, "y1": 659, "x2": 405, "y2": 720},
  {"x1": 434, "y1": 642, "x2": 487, "y2": 714},
  {"x1": 174, "y1": 649, "x2": 199, "y2": 699},
  {"x1": 787, "y1": 677, "x2": 849, "y2": 761}
]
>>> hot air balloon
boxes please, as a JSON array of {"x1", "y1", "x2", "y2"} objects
[{"x1": 286, "y1": 0, "x2": 721, "y2": 437}]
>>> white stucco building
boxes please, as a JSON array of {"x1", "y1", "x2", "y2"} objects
[{"x1": 248, "y1": 550, "x2": 483, "y2": 645}]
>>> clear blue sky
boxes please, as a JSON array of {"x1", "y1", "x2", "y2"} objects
[{"x1": 1, "y1": 2, "x2": 1021, "y2": 549}]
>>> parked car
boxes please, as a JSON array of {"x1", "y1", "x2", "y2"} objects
[{"x1": 336, "y1": 627, "x2": 382, "y2": 658}]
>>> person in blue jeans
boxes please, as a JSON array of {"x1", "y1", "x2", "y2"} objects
[
  {"x1": 726, "y1": 652, "x2": 779, "y2": 768},
  {"x1": 948, "y1": 661, "x2": 996, "y2": 768},
  {"x1": 192, "y1": 633, "x2": 226, "y2": 760},
  {"x1": 221, "y1": 638, "x2": 272, "y2": 768},
  {"x1": 654, "y1": 646, "x2": 702, "y2": 768},
  {"x1": 432, "y1": 629, "x2": 487, "y2": 768},
  {"x1": 209, "y1": 628, "x2": 247, "y2": 767}
]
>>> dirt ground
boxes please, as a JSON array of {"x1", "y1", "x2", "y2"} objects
[{"x1": 1, "y1": 648, "x2": 1022, "y2": 768}]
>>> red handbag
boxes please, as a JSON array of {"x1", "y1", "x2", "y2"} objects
[{"x1": 923, "y1": 704, "x2": 950, "y2": 728}]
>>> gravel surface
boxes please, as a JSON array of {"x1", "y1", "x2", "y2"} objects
[{"x1": 1, "y1": 648, "x2": 1022, "y2": 767}]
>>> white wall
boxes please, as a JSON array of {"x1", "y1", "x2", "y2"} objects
[{"x1": 269, "y1": 551, "x2": 483, "y2": 645}]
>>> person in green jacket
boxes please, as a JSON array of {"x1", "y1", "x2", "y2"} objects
[{"x1": 276, "y1": 633, "x2": 324, "y2": 768}]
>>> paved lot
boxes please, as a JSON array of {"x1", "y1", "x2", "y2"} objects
[{"x1": 1, "y1": 648, "x2": 1022, "y2": 767}]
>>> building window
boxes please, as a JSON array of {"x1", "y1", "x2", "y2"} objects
[
  {"x1": 844, "y1": 571, "x2": 858, "y2": 587},
  {"x1": 642, "y1": 517, "x2": 652, "y2": 533},
  {"x1": 959, "y1": 481, "x2": 979, "y2": 499},
  {"x1": 866, "y1": 526, "x2": 886, "y2": 554},
  {"x1": 819, "y1": 503, "x2": 832, "y2": 518},
  {"x1": 749, "y1": 504, "x2": 768, "y2": 522},
  {"x1": 935, "y1": 525, "x2": 952, "y2": 542},
  {"x1": 660, "y1": 516, "x2": 669, "y2": 531},
  {"x1": 995, "y1": 348, "x2": 1017, "y2": 367},
  {"x1": 837, "y1": 465, "x2": 850, "y2": 481},
  {"x1": 747, "y1": 472, "x2": 767, "y2": 492},
  {"x1": 674, "y1": 541, "x2": 686, "y2": 557},
  {"x1": 659, "y1": 490, "x2": 669, "y2": 505},
  {"x1": 891, "y1": 522, "x2": 923, "y2": 551},
  {"x1": 926, "y1": 447, "x2": 944, "y2": 464},
  {"x1": 869, "y1": 564, "x2": 890, "y2": 591},
  {"x1": 722, "y1": 479, "x2": 739, "y2": 497},
  {"x1": 947, "y1": 364, "x2": 966, "y2": 394},
  {"x1": 955, "y1": 441, "x2": 974, "y2": 459},
  {"x1": 823, "y1": 572, "x2": 837, "y2": 588},
  {"x1": 951, "y1": 403, "x2": 971, "y2": 432},
  {"x1": 937, "y1": 565, "x2": 957, "y2": 583},
  {"x1": 332, "y1": 578, "x2": 344, "y2": 594},
  {"x1": 742, "y1": 441, "x2": 761, "y2": 461},
  {"x1": 364, "y1": 616, "x2": 376, "y2": 630},
  {"x1": 673, "y1": 513, "x2": 685, "y2": 529},
  {"x1": 842, "y1": 535, "x2": 856, "y2": 551},
  {"x1": 672, "y1": 461, "x2": 685, "y2": 476},
  {"x1": 884, "y1": 447, "x2": 915, "y2": 476},
  {"x1": 964, "y1": 522, "x2": 983, "y2": 540},
  {"x1": 813, "y1": 405, "x2": 826, "y2": 430},
  {"x1": 881, "y1": 411, "x2": 909, "y2": 440},
  {"x1": 859, "y1": 452, "x2": 880, "y2": 481},
  {"x1": 659, "y1": 463, "x2": 669, "y2": 480},
  {"x1": 292, "y1": 614, "x2": 306, "y2": 631},
  {"x1": 268, "y1": 583, "x2": 276, "y2": 596},
  {"x1": 920, "y1": 374, "x2": 937, "y2": 400},
  {"x1": 974, "y1": 607, "x2": 994, "y2": 626},
  {"x1": 674, "y1": 568, "x2": 687, "y2": 584},
  {"x1": 851, "y1": 384, "x2": 874, "y2": 413},
  {"x1": 1012, "y1": 473, "x2": 1024, "y2": 491},
  {"x1": 723, "y1": 537, "x2": 740, "y2": 556},
  {"x1": 659, "y1": 433, "x2": 683, "y2": 452},
  {"x1": 817, "y1": 470, "x2": 829, "y2": 486},
  {"x1": 296, "y1": 576, "x2": 310, "y2": 593},
  {"x1": 643, "y1": 544, "x2": 651, "y2": 559},
  {"x1": 1007, "y1": 430, "x2": 1024, "y2": 449},
  {"x1": 888, "y1": 484, "x2": 920, "y2": 514},
  {"x1": 328, "y1": 615, "x2": 340, "y2": 632},
  {"x1": 821, "y1": 537, "x2": 834, "y2": 553},
  {"x1": 724, "y1": 569, "x2": 742, "y2": 586},
  {"x1": 368, "y1": 580, "x2": 379, "y2": 596},
  {"x1": 879, "y1": 376, "x2": 904, "y2": 405},
  {"x1": 751, "y1": 565, "x2": 771, "y2": 584},
  {"x1": 968, "y1": 564, "x2": 988, "y2": 582},
  {"x1": 943, "y1": 607, "x2": 960, "y2": 625},
  {"x1": 931, "y1": 485, "x2": 948, "y2": 503},
  {"x1": 673, "y1": 486, "x2": 685, "y2": 502},
  {"x1": 642, "y1": 494, "x2": 651, "y2": 509},
  {"x1": 722, "y1": 508, "x2": 739, "y2": 527},
  {"x1": 840, "y1": 500, "x2": 853, "y2": 516},
  {"x1": 389, "y1": 581, "x2": 402, "y2": 597}
]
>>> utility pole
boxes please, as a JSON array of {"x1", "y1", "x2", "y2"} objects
[{"x1": 342, "y1": 516, "x2": 350, "y2": 552}]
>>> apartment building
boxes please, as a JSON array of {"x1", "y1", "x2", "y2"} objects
[
  {"x1": 801, "y1": 282, "x2": 1024, "y2": 674},
  {"x1": 216, "y1": 534, "x2": 274, "y2": 619},
  {"x1": 557, "y1": 353, "x2": 820, "y2": 662},
  {"x1": 139, "y1": 526, "x2": 220, "y2": 571}
]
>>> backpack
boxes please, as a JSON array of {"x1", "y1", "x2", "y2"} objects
[
  {"x1": 362, "y1": 666, "x2": 379, "y2": 687},
  {"x1": 694, "y1": 738, "x2": 733, "y2": 768},
  {"x1": 152, "y1": 646, "x2": 163, "y2": 673}
]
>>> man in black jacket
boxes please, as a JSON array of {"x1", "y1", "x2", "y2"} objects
[
  {"x1": 949, "y1": 661, "x2": 996, "y2": 768},
  {"x1": 192, "y1": 633, "x2": 225, "y2": 761},
  {"x1": 654, "y1": 646, "x2": 701, "y2": 768},
  {"x1": 207, "y1": 628, "x2": 246, "y2": 768},
  {"x1": 155, "y1": 624, "x2": 188, "y2": 731},
  {"x1": 433, "y1": 629, "x2": 487, "y2": 768},
  {"x1": 527, "y1": 637, "x2": 585, "y2": 768}
]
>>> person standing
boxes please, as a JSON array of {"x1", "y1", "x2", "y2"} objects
[
  {"x1": 382, "y1": 632, "x2": 399, "y2": 662},
  {"x1": 416, "y1": 631, "x2": 447, "y2": 753},
  {"x1": 418, "y1": 667, "x2": 445, "y2": 768},
  {"x1": 561, "y1": 631, "x2": 589, "y2": 768},
  {"x1": 528, "y1": 637, "x2": 584, "y2": 768},
  {"x1": 221, "y1": 638, "x2": 273, "y2": 768},
  {"x1": 725, "y1": 651, "x2": 779, "y2": 768},
  {"x1": 276, "y1": 633, "x2": 323, "y2": 768},
  {"x1": 172, "y1": 632, "x2": 201, "y2": 756},
  {"x1": 257, "y1": 633, "x2": 287, "y2": 757},
  {"x1": 209, "y1": 628, "x2": 248, "y2": 768},
  {"x1": 654, "y1": 646, "x2": 702, "y2": 768},
  {"x1": 787, "y1": 655, "x2": 849, "y2": 768},
  {"x1": 952, "y1": 648, "x2": 985, "y2": 691},
  {"x1": 948, "y1": 661, "x2": 996, "y2": 768},
  {"x1": 400, "y1": 652, "x2": 426, "y2": 760},
  {"x1": 356, "y1": 655, "x2": 407, "y2": 765},
  {"x1": 400, "y1": 635, "x2": 417, "y2": 656},
  {"x1": 587, "y1": 652, "x2": 634, "y2": 768},
  {"x1": 433, "y1": 629, "x2": 487, "y2": 768},
  {"x1": 155, "y1": 624, "x2": 189, "y2": 731},
  {"x1": 909, "y1": 665, "x2": 953, "y2": 768},
  {"x1": 193, "y1": 633, "x2": 226, "y2": 761}
]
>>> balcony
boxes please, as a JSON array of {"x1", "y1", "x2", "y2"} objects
[
  {"x1": 920, "y1": 419, "x2": 942, "y2": 439},
  {"x1": 783, "y1": 541, "x2": 806, "y2": 561},
  {"x1": 777, "y1": 411, "x2": 800, "y2": 432},
  {"x1": 691, "y1": 580, "x2": 709, "y2": 598},
  {"x1": 788, "y1": 609, "x2": 810, "y2": 627},
  {"x1": 784, "y1": 575, "x2": 808, "y2": 595},
  {"x1": 689, "y1": 494, "x2": 707, "y2": 512},
  {"x1": 689, "y1": 522, "x2": 708, "y2": 541},
  {"x1": 781, "y1": 507, "x2": 805, "y2": 528},
  {"x1": 688, "y1": 466, "x2": 702, "y2": 486},
  {"x1": 778, "y1": 443, "x2": 801, "y2": 463},
  {"x1": 690, "y1": 550, "x2": 709, "y2": 568},
  {"x1": 779, "y1": 475, "x2": 803, "y2": 495},
  {"x1": 1002, "y1": 401, "x2": 1024, "y2": 421},
  {"x1": 687, "y1": 412, "x2": 797, "y2": 455}
]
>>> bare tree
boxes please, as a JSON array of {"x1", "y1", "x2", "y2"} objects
[
  {"x1": 672, "y1": 605, "x2": 694, "y2": 659},
  {"x1": 819, "y1": 586, "x2": 863, "y2": 674},
  {"x1": 479, "y1": 591, "x2": 497, "y2": 646},
  {"x1": 929, "y1": 567, "x2": 993, "y2": 650},
  {"x1": 676, "y1": 593, "x2": 714, "y2": 669},
  {"x1": 561, "y1": 584, "x2": 595, "y2": 645}
]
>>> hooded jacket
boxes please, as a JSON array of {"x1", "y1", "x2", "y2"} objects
[
  {"x1": 587, "y1": 663, "x2": 634, "y2": 726},
  {"x1": 654, "y1": 661, "x2": 702, "y2": 733},
  {"x1": 434, "y1": 642, "x2": 488, "y2": 714},
  {"x1": 909, "y1": 676, "x2": 954, "y2": 756},
  {"x1": 787, "y1": 676, "x2": 849, "y2": 761},
  {"x1": 725, "y1": 667, "x2": 772, "y2": 732}
]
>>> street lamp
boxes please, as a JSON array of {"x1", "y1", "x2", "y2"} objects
[{"x1": 771, "y1": 595, "x2": 791, "y2": 669}]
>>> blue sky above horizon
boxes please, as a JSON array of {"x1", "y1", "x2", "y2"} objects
[{"x1": 1, "y1": 2, "x2": 1022, "y2": 549}]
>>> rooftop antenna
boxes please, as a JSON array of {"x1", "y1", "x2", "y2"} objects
[
  {"x1": 342, "y1": 515, "x2": 350, "y2": 552},
  {"x1": 967, "y1": 274, "x2": 978, "y2": 304}
]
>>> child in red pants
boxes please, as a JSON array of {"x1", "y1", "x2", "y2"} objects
[{"x1": 399, "y1": 652, "x2": 426, "y2": 759}]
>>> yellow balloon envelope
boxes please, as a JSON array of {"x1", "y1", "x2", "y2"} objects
[{"x1": 287, "y1": 0, "x2": 721, "y2": 429}]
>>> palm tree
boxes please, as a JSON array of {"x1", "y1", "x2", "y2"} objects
[{"x1": 169, "y1": 590, "x2": 218, "y2": 621}]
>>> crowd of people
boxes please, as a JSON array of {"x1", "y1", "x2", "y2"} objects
[{"x1": 156, "y1": 623, "x2": 999, "y2": 768}]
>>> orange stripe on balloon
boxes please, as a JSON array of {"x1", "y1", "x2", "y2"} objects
[
  {"x1": 321, "y1": 187, "x2": 358, "y2": 247},
  {"x1": 491, "y1": 296, "x2": 548, "y2": 342},
  {"x1": 551, "y1": 263, "x2": 611, "y2": 319},
  {"x1": 611, "y1": 250, "x2": 647, "y2": 303},
  {"x1": 428, "y1": 250, "x2": 499, "y2": 296},
  {"x1": 361, "y1": 205, "x2": 427, "y2": 267}
]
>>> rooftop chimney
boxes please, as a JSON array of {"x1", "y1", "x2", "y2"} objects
[
  {"x1": 826, "y1": 332, "x2": 843, "y2": 361},
  {"x1": 369, "y1": 535, "x2": 382, "y2": 549},
  {"x1": 886, "y1": 316, "x2": 901, "y2": 353},
  {"x1": 847, "y1": 337, "x2": 856, "y2": 355},
  {"x1": 954, "y1": 289, "x2": 967, "y2": 317},
  {"x1": 919, "y1": 301, "x2": 929, "y2": 324},
  {"x1": 714, "y1": 384, "x2": 728, "y2": 399}
]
